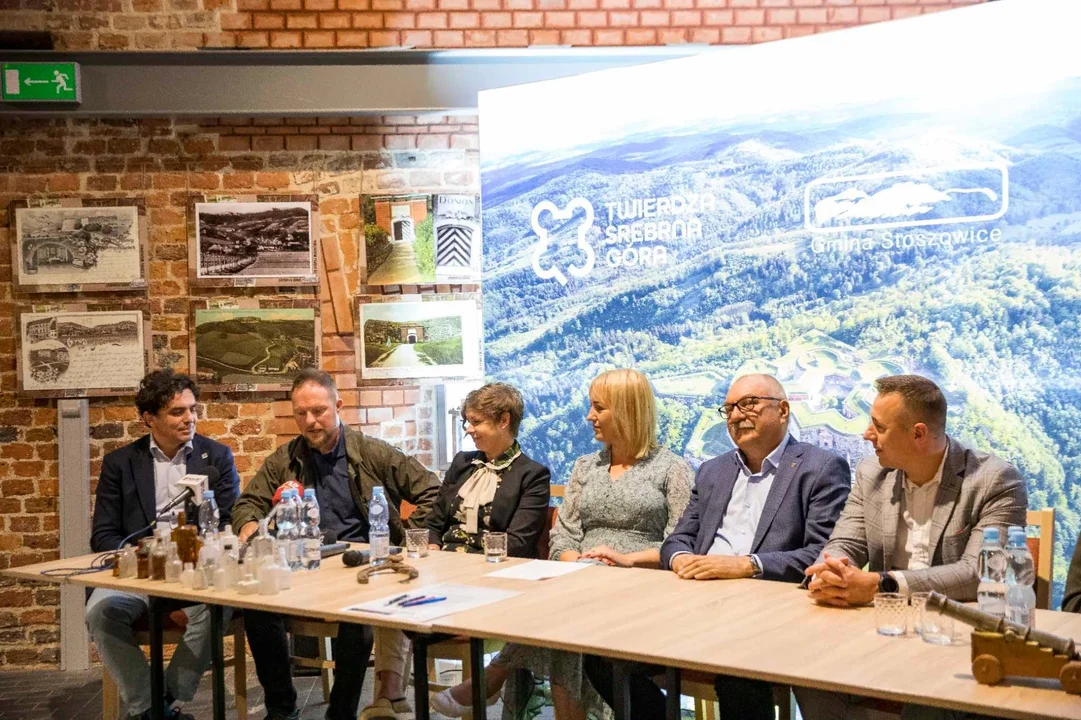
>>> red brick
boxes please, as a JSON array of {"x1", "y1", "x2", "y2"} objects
[{"x1": 271, "y1": 30, "x2": 304, "y2": 45}]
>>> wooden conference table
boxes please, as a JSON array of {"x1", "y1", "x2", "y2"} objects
[{"x1": 6, "y1": 550, "x2": 1081, "y2": 720}]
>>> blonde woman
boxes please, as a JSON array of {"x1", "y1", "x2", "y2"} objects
[{"x1": 432, "y1": 368, "x2": 692, "y2": 720}]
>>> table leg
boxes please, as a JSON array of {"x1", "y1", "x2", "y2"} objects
[
  {"x1": 149, "y1": 597, "x2": 165, "y2": 720},
  {"x1": 210, "y1": 605, "x2": 226, "y2": 720},
  {"x1": 612, "y1": 660, "x2": 630, "y2": 720},
  {"x1": 413, "y1": 635, "x2": 431, "y2": 720},
  {"x1": 664, "y1": 667, "x2": 680, "y2": 720},
  {"x1": 469, "y1": 637, "x2": 486, "y2": 719},
  {"x1": 408, "y1": 632, "x2": 451, "y2": 720}
]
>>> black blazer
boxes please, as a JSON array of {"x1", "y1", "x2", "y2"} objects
[
  {"x1": 90, "y1": 433, "x2": 241, "y2": 552},
  {"x1": 427, "y1": 449, "x2": 551, "y2": 559}
]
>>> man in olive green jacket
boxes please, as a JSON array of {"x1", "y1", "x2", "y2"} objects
[{"x1": 236, "y1": 369, "x2": 439, "y2": 720}]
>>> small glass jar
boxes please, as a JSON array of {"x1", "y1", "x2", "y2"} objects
[{"x1": 136, "y1": 538, "x2": 152, "y2": 580}]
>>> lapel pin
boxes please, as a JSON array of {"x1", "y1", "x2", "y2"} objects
[
  {"x1": 202, "y1": 453, "x2": 208, "y2": 460},
  {"x1": 790, "y1": 462, "x2": 796, "y2": 468}
]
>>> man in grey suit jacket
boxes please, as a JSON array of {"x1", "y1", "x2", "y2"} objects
[
  {"x1": 584, "y1": 374, "x2": 851, "y2": 720},
  {"x1": 799, "y1": 374, "x2": 1027, "y2": 720}
]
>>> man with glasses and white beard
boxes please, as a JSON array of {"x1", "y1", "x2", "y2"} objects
[{"x1": 584, "y1": 373, "x2": 851, "y2": 720}]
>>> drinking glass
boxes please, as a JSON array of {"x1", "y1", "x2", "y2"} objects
[
  {"x1": 920, "y1": 603, "x2": 956, "y2": 645},
  {"x1": 874, "y1": 592, "x2": 907, "y2": 636},
  {"x1": 910, "y1": 591, "x2": 931, "y2": 636},
  {"x1": 483, "y1": 532, "x2": 508, "y2": 563},
  {"x1": 406, "y1": 528, "x2": 430, "y2": 559}
]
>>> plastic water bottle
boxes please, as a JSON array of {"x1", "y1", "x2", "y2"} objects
[
  {"x1": 369, "y1": 486, "x2": 390, "y2": 567},
  {"x1": 300, "y1": 488, "x2": 322, "y2": 571},
  {"x1": 1005, "y1": 528, "x2": 1036, "y2": 629},
  {"x1": 977, "y1": 527, "x2": 1007, "y2": 617},
  {"x1": 198, "y1": 490, "x2": 220, "y2": 538},
  {"x1": 277, "y1": 489, "x2": 301, "y2": 571}
]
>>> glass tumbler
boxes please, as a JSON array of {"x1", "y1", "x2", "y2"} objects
[
  {"x1": 483, "y1": 532, "x2": 508, "y2": 563},
  {"x1": 874, "y1": 592, "x2": 908, "y2": 636},
  {"x1": 406, "y1": 528, "x2": 430, "y2": 559}
]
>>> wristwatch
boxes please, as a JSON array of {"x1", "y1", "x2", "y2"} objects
[
  {"x1": 878, "y1": 571, "x2": 899, "y2": 593},
  {"x1": 748, "y1": 555, "x2": 763, "y2": 578}
]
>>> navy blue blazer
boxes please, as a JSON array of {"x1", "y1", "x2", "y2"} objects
[
  {"x1": 660, "y1": 438, "x2": 851, "y2": 582},
  {"x1": 90, "y1": 433, "x2": 241, "y2": 552}
]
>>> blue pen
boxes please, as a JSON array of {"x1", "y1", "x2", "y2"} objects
[{"x1": 401, "y1": 596, "x2": 446, "y2": 608}]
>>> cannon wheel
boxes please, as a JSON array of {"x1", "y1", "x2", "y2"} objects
[
  {"x1": 973, "y1": 654, "x2": 1004, "y2": 685},
  {"x1": 1060, "y1": 661, "x2": 1081, "y2": 694}
]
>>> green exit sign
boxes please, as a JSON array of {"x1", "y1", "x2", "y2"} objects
[{"x1": 2, "y1": 62, "x2": 81, "y2": 103}]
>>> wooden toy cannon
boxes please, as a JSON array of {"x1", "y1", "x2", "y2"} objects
[{"x1": 926, "y1": 592, "x2": 1081, "y2": 694}]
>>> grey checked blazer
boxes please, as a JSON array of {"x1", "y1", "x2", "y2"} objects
[{"x1": 820, "y1": 438, "x2": 1027, "y2": 601}]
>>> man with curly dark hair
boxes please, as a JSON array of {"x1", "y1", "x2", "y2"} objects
[{"x1": 88, "y1": 368, "x2": 240, "y2": 720}]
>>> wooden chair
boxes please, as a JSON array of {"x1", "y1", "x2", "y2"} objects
[
  {"x1": 1026, "y1": 508, "x2": 1055, "y2": 610},
  {"x1": 425, "y1": 484, "x2": 566, "y2": 718},
  {"x1": 102, "y1": 612, "x2": 247, "y2": 720},
  {"x1": 287, "y1": 617, "x2": 339, "y2": 702}
]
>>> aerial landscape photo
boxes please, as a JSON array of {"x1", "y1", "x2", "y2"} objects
[
  {"x1": 194, "y1": 308, "x2": 317, "y2": 386},
  {"x1": 480, "y1": 50, "x2": 1081, "y2": 603}
]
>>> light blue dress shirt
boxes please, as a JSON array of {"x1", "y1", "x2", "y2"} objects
[
  {"x1": 707, "y1": 433, "x2": 791, "y2": 569},
  {"x1": 149, "y1": 435, "x2": 193, "y2": 515}
]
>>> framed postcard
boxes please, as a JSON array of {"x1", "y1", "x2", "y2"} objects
[
  {"x1": 357, "y1": 295, "x2": 482, "y2": 380},
  {"x1": 189, "y1": 195, "x2": 319, "y2": 288},
  {"x1": 11, "y1": 199, "x2": 148, "y2": 293},
  {"x1": 17, "y1": 305, "x2": 149, "y2": 397},
  {"x1": 363, "y1": 193, "x2": 482, "y2": 286},
  {"x1": 190, "y1": 299, "x2": 320, "y2": 391}
]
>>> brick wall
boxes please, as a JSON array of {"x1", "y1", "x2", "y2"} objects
[
  {"x1": 0, "y1": 0, "x2": 983, "y2": 50},
  {"x1": 0, "y1": 114, "x2": 477, "y2": 666}
]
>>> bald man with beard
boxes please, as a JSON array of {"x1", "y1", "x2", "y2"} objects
[{"x1": 585, "y1": 374, "x2": 852, "y2": 720}]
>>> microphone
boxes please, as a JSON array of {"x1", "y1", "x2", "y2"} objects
[
  {"x1": 342, "y1": 547, "x2": 402, "y2": 566},
  {"x1": 342, "y1": 549, "x2": 370, "y2": 567}
]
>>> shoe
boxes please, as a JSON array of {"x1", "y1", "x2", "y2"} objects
[
  {"x1": 360, "y1": 696, "x2": 413, "y2": 719},
  {"x1": 430, "y1": 688, "x2": 499, "y2": 717}
]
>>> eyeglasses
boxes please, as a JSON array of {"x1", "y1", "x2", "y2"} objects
[{"x1": 718, "y1": 396, "x2": 784, "y2": 418}]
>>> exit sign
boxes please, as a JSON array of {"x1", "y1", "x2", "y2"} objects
[{"x1": 1, "y1": 62, "x2": 81, "y2": 103}]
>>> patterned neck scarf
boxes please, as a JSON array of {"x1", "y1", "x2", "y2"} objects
[{"x1": 457, "y1": 441, "x2": 521, "y2": 534}]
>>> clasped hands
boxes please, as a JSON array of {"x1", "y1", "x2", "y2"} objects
[{"x1": 804, "y1": 553, "x2": 880, "y2": 607}]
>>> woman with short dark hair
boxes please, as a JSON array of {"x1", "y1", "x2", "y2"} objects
[{"x1": 362, "y1": 382, "x2": 551, "y2": 720}]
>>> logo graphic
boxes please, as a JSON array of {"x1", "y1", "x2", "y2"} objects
[
  {"x1": 804, "y1": 164, "x2": 1009, "y2": 232},
  {"x1": 530, "y1": 198, "x2": 595, "y2": 285}
]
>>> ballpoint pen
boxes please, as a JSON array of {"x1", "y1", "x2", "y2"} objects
[
  {"x1": 401, "y1": 596, "x2": 447, "y2": 608},
  {"x1": 383, "y1": 593, "x2": 411, "y2": 606}
]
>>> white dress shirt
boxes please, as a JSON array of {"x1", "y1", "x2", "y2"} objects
[
  {"x1": 890, "y1": 443, "x2": 948, "y2": 595},
  {"x1": 677, "y1": 433, "x2": 791, "y2": 574},
  {"x1": 149, "y1": 435, "x2": 193, "y2": 516}
]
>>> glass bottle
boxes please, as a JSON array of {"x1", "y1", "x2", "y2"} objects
[
  {"x1": 150, "y1": 531, "x2": 168, "y2": 581},
  {"x1": 136, "y1": 537, "x2": 151, "y2": 580},
  {"x1": 165, "y1": 542, "x2": 182, "y2": 583}
]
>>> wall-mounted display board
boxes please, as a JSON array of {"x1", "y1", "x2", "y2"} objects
[
  {"x1": 362, "y1": 193, "x2": 482, "y2": 286},
  {"x1": 190, "y1": 299, "x2": 320, "y2": 392},
  {"x1": 16, "y1": 304, "x2": 149, "y2": 397},
  {"x1": 477, "y1": 0, "x2": 1081, "y2": 602},
  {"x1": 189, "y1": 195, "x2": 319, "y2": 288},
  {"x1": 356, "y1": 294, "x2": 482, "y2": 381},
  {"x1": 11, "y1": 199, "x2": 148, "y2": 293}
]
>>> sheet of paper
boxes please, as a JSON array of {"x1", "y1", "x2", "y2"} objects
[
  {"x1": 484, "y1": 559, "x2": 591, "y2": 581},
  {"x1": 340, "y1": 583, "x2": 521, "y2": 622}
]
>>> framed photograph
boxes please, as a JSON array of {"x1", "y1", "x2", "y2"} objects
[
  {"x1": 357, "y1": 295, "x2": 482, "y2": 380},
  {"x1": 189, "y1": 196, "x2": 319, "y2": 288},
  {"x1": 11, "y1": 199, "x2": 148, "y2": 293},
  {"x1": 17, "y1": 305, "x2": 149, "y2": 397},
  {"x1": 190, "y1": 300, "x2": 320, "y2": 391},
  {"x1": 363, "y1": 193, "x2": 482, "y2": 286}
]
